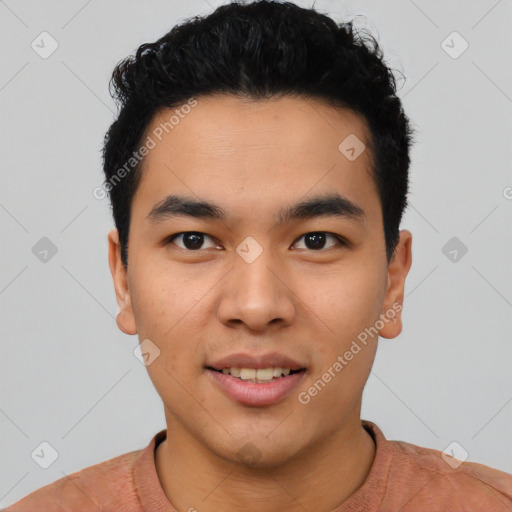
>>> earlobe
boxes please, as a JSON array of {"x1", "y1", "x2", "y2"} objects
[
  {"x1": 107, "y1": 228, "x2": 138, "y2": 335},
  {"x1": 116, "y1": 309, "x2": 138, "y2": 336},
  {"x1": 378, "y1": 229, "x2": 412, "y2": 340}
]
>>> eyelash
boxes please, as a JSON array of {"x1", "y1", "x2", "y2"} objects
[{"x1": 164, "y1": 231, "x2": 349, "y2": 252}]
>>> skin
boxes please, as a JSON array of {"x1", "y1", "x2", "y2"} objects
[{"x1": 108, "y1": 94, "x2": 412, "y2": 512}]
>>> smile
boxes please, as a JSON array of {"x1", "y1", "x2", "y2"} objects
[{"x1": 205, "y1": 367, "x2": 307, "y2": 406}]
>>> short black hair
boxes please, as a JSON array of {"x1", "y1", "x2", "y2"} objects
[{"x1": 102, "y1": 0, "x2": 413, "y2": 267}]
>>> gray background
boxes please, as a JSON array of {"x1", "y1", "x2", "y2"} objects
[{"x1": 1, "y1": 0, "x2": 511, "y2": 507}]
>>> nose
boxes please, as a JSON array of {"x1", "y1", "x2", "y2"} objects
[{"x1": 216, "y1": 251, "x2": 296, "y2": 332}]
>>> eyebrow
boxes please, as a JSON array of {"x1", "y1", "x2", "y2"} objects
[{"x1": 146, "y1": 193, "x2": 366, "y2": 225}]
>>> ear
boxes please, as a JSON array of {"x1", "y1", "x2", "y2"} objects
[
  {"x1": 378, "y1": 229, "x2": 413, "y2": 339},
  {"x1": 108, "y1": 228, "x2": 137, "y2": 335}
]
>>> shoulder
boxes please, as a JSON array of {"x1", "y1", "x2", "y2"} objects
[
  {"x1": 4, "y1": 449, "x2": 142, "y2": 512},
  {"x1": 387, "y1": 437, "x2": 512, "y2": 510},
  {"x1": 362, "y1": 421, "x2": 512, "y2": 511}
]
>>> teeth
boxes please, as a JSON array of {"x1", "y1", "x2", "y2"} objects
[
  {"x1": 273, "y1": 367, "x2": 283, "y2": 377},
  {"x1": 217, "y1": 367, "x2": 297, "y2": 381},
  {"x1": 240, "y1": 368, "x2": 256, "y2": 380},
  {"x1": 256, "y1": 368, "x2": 274, "y2": 381}
]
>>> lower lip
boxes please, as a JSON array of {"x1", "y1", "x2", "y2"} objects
[{"x1": 206, "y1": 369, "x2": 306, "y2": 407}]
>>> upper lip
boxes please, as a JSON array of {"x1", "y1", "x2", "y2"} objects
[{"x1": 206, "y1": 352, "x2": 306, "y2": 371}]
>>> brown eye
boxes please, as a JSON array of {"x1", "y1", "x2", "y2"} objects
[
  {"x1": 166, "y1": 232, "x2": 221, "y2": 251},
  {"x1": 292, "y1": 232, "x2": 346, "y2": 251}
]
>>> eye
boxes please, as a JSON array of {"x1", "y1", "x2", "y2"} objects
[
  {"x1": 292, "y1": 232, "x2": 347, "y2": 251},
  {"x1": 164, "y1": 231, "x2": 348, "y2": 252},
  {"x1": 165, "y1": 232, "x2": 221, "y2": 251}
]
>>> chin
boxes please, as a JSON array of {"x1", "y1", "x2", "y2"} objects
[{"x1": 209, "y1": 429, "x2": 307, "y2": 470}]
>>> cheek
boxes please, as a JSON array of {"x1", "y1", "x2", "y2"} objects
[
  {"x1": 299, "y1": 273, "x2": 383, "y2": 418},
  {"x1": 130, "y1": 266, "x2": 212, "y2": 366},
  {"x1": 303, "y1": 264, "x2": 386, "y2": 346},
  {"x1": 129, "y1": 263, "x2": 196, "y2": 335}
]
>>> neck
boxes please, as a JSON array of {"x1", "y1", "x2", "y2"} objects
[{"x1": 155, "y1": 411, "x2": 376, "y2": 512}]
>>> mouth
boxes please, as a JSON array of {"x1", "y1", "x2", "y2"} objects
[
  {"x1": 205, "y1": 366, "x2": 307, "y2": 406},
  {"x1": 206, "y1": 366, "x2": 306, "y2": 383}
]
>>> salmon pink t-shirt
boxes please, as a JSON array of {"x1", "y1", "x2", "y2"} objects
[{"x1": 5, "y1": 420, "x2": 512, "y2": 511}]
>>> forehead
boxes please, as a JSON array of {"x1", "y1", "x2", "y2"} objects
[{"x1": 132, "y1": 94, "x2": 381, "y2": 227}]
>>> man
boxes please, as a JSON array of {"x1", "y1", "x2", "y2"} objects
[{"x1": 6, "y1": 1, "x2": 512, "y2": 511}]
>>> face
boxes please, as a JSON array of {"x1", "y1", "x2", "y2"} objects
[{"x1": 108, "y1": 94, "x2": 412, "y2": 467}]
